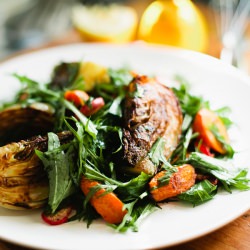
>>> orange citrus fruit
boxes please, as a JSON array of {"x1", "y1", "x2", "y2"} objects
[
  {"x1": 138, "y1": 0, "x2": 208, "y2": 52},
  {"x1": 72, "y1": 4, "x2": 138, "y2": 43}
]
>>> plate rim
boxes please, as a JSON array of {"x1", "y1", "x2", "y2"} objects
[{"x1": 0, "y1": 42, "x2": 250, "y2": 250}]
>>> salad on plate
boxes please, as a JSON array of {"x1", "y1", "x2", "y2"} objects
[{"x1": 0, "y1": 60, "x2": 249, "y2": 232}]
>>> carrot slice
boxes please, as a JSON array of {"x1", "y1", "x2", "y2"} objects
[
  {"x1": 149, "y1": 164, "x2": 196, "y2": 202},
  {"x1": 80, "y1": 177, "x2": 127, "y2": 224},
  {"x1": 192, "y1": 108, "x2": 229, "y2": 154},
  {"x1": 64, "y1": 90, "x2": 89, "y2": 107}
]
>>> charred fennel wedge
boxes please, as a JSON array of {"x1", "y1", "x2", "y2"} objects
[
  {"x1": 0, "y1": 131, "x2": 73, "y2": 209},
  {"x1": 0, "y1": 102, "x2": 72, "y2": 209},
  {"x1": 0, "y1": 103, "x2": 55, "y2": 146}
]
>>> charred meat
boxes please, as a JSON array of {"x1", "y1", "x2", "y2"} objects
[{"x1": 122, "y1": 75, "x2": 183, "y2": 174}]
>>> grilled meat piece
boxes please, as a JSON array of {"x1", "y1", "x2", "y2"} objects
[{"x1": 122, "y1": 75, "x2": 182, "y2": 174}]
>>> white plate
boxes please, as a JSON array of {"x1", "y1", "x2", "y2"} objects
[{"x1": 0, "y1": 43, "x2": 250, "y2": 250}]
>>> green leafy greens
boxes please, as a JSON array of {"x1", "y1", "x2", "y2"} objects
[
  {"x1": 178, "y1": 180, "x2": 217, "y2": 205},
  {"x1": 36, "y1": 133, "x2": 76, "y2": 213},
  {"x1": 1, "y1": 62, "x2": 249, "y2": 232},
  {"x1": 187, "y1": 152, "x2": 250, "y2": 192}
]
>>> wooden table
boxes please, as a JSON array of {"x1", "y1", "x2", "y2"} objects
[{"x1": 0, "y1": 1, "x2": 250, "y2": 250}]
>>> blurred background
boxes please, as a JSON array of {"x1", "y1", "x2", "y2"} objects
[{"x1": 0, "y1": 0, "x2": 250, "y2": 74}]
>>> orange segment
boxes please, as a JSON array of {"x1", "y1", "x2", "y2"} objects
[
  {"x1": 72, "y1": 4, "x2": 138, "y2": 43},
  {"x1": 138, "y1": 0, "x2": 208, "y2": 52}
]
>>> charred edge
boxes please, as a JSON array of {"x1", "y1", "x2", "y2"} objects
[{"x1": 14, "y1": 131, "x2": 74, "y2": 161}]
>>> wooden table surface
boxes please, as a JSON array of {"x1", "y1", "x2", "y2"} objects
[{"x1": 0, "y1": 1, "x2": 250, "y2": 250}]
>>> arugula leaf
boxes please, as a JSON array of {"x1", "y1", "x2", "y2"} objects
[
  {"x1": 36, "y1": 132, "x2": 75, "y2": 213},
  {"x1": 187, "y1": 152, "x2": 250, "y2": 192},
  {"x1": 182, "y1": 127, "x2": 194, "y2": 160},
  {"x1": 63, "y1": 99, "x2": 97, "y2": 138},
  {"x1": 147, "y1": 138, "x2": 179, "y2": 186},
  {"x1": 170, "y1": 127, "x2": 198, "y2": 164},
  {"x1": 13, "y1": 74, "x2": 40, "y2": 88},
  {"x1": 182, "y1": 114, "x2": 193, "y2": 132},
  {"x1": 210, "y1": 124, "x2": 234, "y2": 158},
  {"x1": 64, "y1": 118, "x2": 85, "y2": 183},
  {"x1": 108, "y1": 68, "x2": 133, "y2": 88},
  {"x1": 95, "y1": 68, "x2": 132, "y2": 99},
  {"x1": 116, "y1": 172, "x2": 151, "y2": 202},
  {"x1": 156, "y1": 167, "x2": 177, "y2": 188},
  {"x1": 148, "y1": 138, "x2": 171, "y2": 167},
  {"x1": 172, "y1": 76, "x2": 205, "y2": 116},
  {"x1": 12, "y1": 74, "x2": 60, "y2": 104},
  {"x1": 114, "y1": 198, "x2": 158, "y2": 232},
  {"x1": 83, "y1": 184, "x2": 116, "y2": 208},
  {"x1": 108, "y1": 95, "x2": 124, "y2": 117},
  {"x1": 130, "y1": 83, "x2": 144, "y2": 98},
  {"x1": 83, "y1": 161, "x2": 150, "y2": 199},
  {"x1": 68, "y1": 193, "x2": 99, "y2": 226},
  {"x1": 178, "y1": 180, "x2": 217, "y2": 205},
  {"x1": 215, "y1": 107, "x2": 233, "y2": 129}
]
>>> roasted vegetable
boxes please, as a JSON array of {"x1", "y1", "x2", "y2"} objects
[
  {"x1": 122, "y1": 75, "x2": 182, "y2": 174},
  {"x1": 149, "y1": 164, "x2": 196, "y2": 202},
  {"x1": 81, "y1": 176, "x2": 127, "y2": 224},
  {"x1": 0, "y1": 126, "x2": 73, "y2": 209},
  {"x1": 0, "y1": 103, "x2": 55, "y2": 146},
  {"x1": 0, "y1": 102, "x2": 55, "y2": 209}
]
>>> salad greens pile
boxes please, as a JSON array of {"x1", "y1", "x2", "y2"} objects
[{"x1": 1, "y1": 62, "x2": 249, "y2": 232}]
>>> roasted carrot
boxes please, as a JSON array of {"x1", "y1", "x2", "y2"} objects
[
  {"x1": 192, "y1": 108, "x2": 229, "y2": 154},
  {"x1": 149, "y1": 164, "x2": 196, "y2": 202},
  {"x1": 64, "y1": 90, "x2": 89, "y2": 107},
  {"x1": 80, "y1": 176, "x2": 127, "y2": 224}
]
